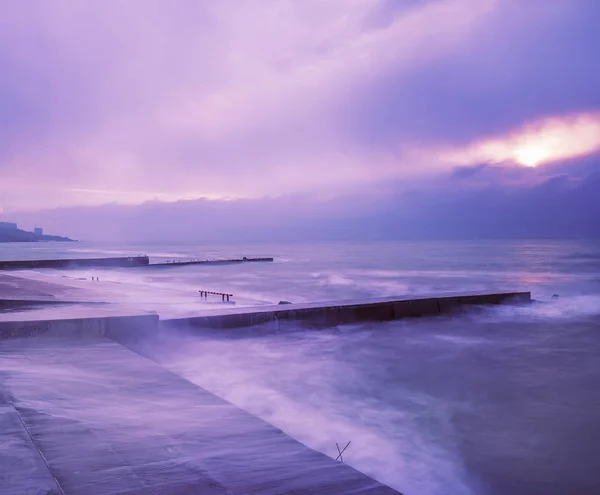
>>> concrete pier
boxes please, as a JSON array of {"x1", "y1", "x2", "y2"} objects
[
  {"x1": 0, "y1": 255, "x2": 273, "y2": 271},
  {"x1": 0, "y1": 313, "x2": 399, "y2": 495},
  {"x1": 164, "y1": 291, "x2": 531, "y2": 330},
  {"x1": 142, "y1": 257, "x2": 274, "y2": 268},
  {"x1": 0, "y1": 280, "x2": 532, "y2": 494},
  {"x1": 0, "y1": 273, "x2": 99, "y2": 311},
  {"x1": 0, "y1": 383, "x2": 63, "y2": 494},
  {"x1": 0, "y1": 255, "x2": 150, "y2": 270},
  {"x1": 0, "y1": 311, "x2": 159, "y2": 340}
]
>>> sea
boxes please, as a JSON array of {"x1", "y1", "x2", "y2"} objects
[{"x1": 1, "y1": 239, "x2": 599, "y2": 494}]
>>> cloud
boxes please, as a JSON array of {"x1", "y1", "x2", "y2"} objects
[
  {"x1": 1, "y1": 0, "x2": 599, "y2": 217},
  {"x1": 349, "y1": 0, "x2": 600, "y2": 148},
  {"x1": 9, "y1": 153, "x2": 600, "y2": 242},
  {"x1": 442, "y1": 112, "x2": 600, "y2": 167},
  {"x1": 0, "y1": 0, "x2": 497, "y2": 209}
]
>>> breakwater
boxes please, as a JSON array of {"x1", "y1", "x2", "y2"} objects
[
  {"x1": 0, "y1": 291, "x2": 531, "y2": 337},
  {"x1": 0, "y1": 311, "x2": 400, "y2": 494},
  {"x1": 0, "y1": 291, "x2": 531, "y2": 494},
  {"x1": 0, "y1": 312, "x2": 159, "y2": 340},
  {"x1": 164, "y1": 291, "x2": 531, "y2": 330},
  {"x1": 0, "y1": 299, "x2": 85, "y2": 311},
  {"x1": 0, "y1": 255, "x2": 273, "y2": 270},
  {"x1": 0, "y1": 255, "x2": 150, "y2": 270},
  {"x1": 142, "y1": 256, "x2": 274, "y2": 268}
]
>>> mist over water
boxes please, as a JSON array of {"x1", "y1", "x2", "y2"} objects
[
  {"x1": 2, "y1": 239, "x2": 600, "y2": 494},
  {"x1": 1, "y1": 239, "x2": 598, "y2": 307},
  {"x1": 141, "y1": 305, "x2": 600, "y2": 495}
]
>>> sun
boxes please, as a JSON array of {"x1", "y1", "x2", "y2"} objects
[
  {"x1": 444, "y1": 112, "x2": 600, "y2": 169},
  {"x1": 514, "y1": 146, "x2": 548, "y2": 167}
]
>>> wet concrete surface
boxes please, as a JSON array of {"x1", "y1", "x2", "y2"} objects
[
  {"x1": 0, "y1": 272, "x2": 267, "y2": 317},
  {"x1": 0, "y1": 336, "x2": 399, "y2": 495},
  {"x1": 0, "y1": 273, "x2": 85, "y2": 302},
  {"x1": 0, "y1": 384, "x2": 62, "y2": 495}
]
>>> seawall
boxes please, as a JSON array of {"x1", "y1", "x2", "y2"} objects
[
  {"x1": 0, "y1": 256, "x2": 273, "y2": 270},
  {"x1": 0, "y1": 311, "x2": 400, "y2": 494},
  {"x1": 0, "y1": 312, "x2": 159, "y2": 340},
  {"x1": 0, "y1": 299, "x2": 88, "y2": 311},
  {"x1": 163, "y1": 291, "x2": 531, "y2": 330},
  {"x1": 140, "y1": 257, "x2": 275, "y2": 268},
  {"x1": 0, "y1": 292, "x2": 531, "y2": 339},
  {"x1": 0, "y1": 255, "x2": 150, "y2": 270},
  {"x1": 0, "y1": 291, "x2": 532, "y2": 494}
]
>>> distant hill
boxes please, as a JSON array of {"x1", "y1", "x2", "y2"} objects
[{"x1": 0, "y1": 228, "x2": 75, "y2": 243}]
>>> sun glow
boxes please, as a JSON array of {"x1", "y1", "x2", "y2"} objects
[
  {"x1": 513, "y1": 146, "x2": 548, "y2": 167},
  {"x1": 444, "y1": 112, "x2": 600, "y2": 167}
]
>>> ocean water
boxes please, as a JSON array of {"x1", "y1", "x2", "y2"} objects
[{"x1": 1, "y1": 239, "x2": 599, "y2": 494}]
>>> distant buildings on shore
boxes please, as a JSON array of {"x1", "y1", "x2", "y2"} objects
[
  {"x1": 0, "y1": 221, "x2": 45, "y2": 238},
  {"x1": 0, "y1": 221, "x2": 73, "y2": 242},
  {"x1": 0, "y1": 221, "x2": 18, "y2": 231}
]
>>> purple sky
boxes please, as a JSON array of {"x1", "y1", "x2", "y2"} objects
[{"x1": 2, "y1": 0, "x2": 599, "y2": 240}]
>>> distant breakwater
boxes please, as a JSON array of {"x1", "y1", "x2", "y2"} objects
[
  {"x1": 0, "y1": 256, "x2": 273, "y2": 271},
  {"x1": 0, "y1": 256, "x2": 150, "y2": 270},
  {"x1": 138, "y1": 257, "x2": 274, "y2": 268}
]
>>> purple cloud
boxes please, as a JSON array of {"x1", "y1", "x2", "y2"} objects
[
  {"x1": 1, "y1": 0, "x2": 599, "y2": 240},
  {"x1": 9, "y1": 153, "x2": 600, "y2": 241},
  {"x1": 351, "y1": 0, "x2": 600, "y2": 148}
]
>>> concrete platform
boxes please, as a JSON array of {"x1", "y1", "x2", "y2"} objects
[
  {"x1": 0, "y1": 289, "x2": 534, "y2": 493},
  {"x1": 0, "y1": 384, "x2": 62, "y2": 494},
  {"x1": 0, "y1": 289, "x2": 531, "y2": 340},
  {"x1": 0, "y1": 336, "x2": 399, "y2": 495},
  {"x1": 140, "y1": 257, "x2": 274, "y2": 268},
  {"x1": 0, "y1": 273, "x2": 87, "y2": 304},
  {"x1": 163, "y1": 291, "x2": 532, "y2": 330},
  {"x1": 0, "y1": 272, "x2": 266, "y2": 318},
  {"x1": 0, "y1": 310, "x2": 158, "y2": 340},
  {"x1": 0, "y1": 255, "x2": 149, "y2": 270}
]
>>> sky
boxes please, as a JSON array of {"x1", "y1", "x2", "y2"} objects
[{"x1": 1, "y1": 0, "x2": 599, "y2": 241}]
